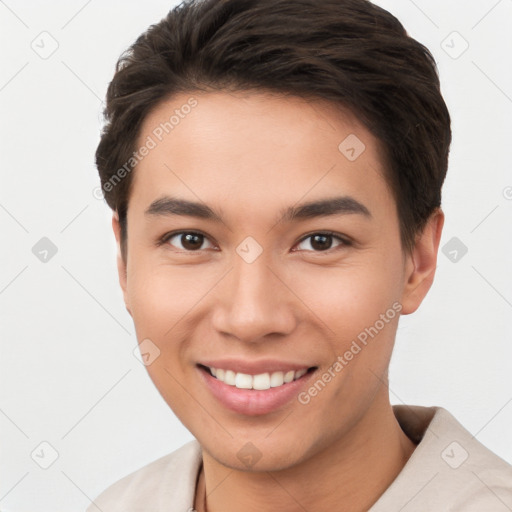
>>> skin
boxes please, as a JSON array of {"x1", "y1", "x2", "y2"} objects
[{"x1": 112, "y1": 90, "x2": 444, "y2": 511}]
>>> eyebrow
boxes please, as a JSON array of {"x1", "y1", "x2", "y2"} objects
[
  {"x1": 279, "y1": 196, "x2": 371, "y2": 222},
  {"x1": 145, "y1": 195, "x2": 371, "y2": 223}
]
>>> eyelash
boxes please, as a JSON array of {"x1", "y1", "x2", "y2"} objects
[{"x1": 158, "y1": 230, "x2": 352, "y2": 253}]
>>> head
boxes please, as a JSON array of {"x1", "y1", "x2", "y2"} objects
[{"x1": 96, "y1": 0, "x2": 450, "y2": 471}]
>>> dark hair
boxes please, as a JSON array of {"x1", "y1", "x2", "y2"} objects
[{"x1": 96, "y1": 0, "x2": 451, "y2": 257}]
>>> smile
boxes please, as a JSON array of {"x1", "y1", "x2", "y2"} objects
[
  {"x1": 206, "y1": 366, "x2": 309, "y2": 390},
  {"x1": 197, "y1": 363, "x2": 317, "y2": 415}
]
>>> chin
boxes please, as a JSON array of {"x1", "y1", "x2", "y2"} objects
[{"x1": 201, "y1": 433, "x2": 310, "y2": 473}]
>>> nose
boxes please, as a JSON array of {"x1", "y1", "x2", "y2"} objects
[{"x1": 211, "y1": 255, "x2": 297, "y2": 344}]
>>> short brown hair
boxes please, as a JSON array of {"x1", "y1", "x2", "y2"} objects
[{"x1": 96, "y1": 0, "x2": 451, "y2": 255}]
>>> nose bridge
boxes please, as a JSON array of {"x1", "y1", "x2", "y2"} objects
[
  {"x1": 234, "y1": 255, "x2": 274, "y2": 308},
  {"x1": 212, "y1": 251, "x2": 295, "y2": 342}
]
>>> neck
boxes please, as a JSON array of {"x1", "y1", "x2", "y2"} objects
[{"x1": 195, "y1": 391, "x2": 416, "y2": 512}]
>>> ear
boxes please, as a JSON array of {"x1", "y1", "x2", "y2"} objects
[
  {"x1": 112, "y1": 211, "x2": 132, "y2": 317},
  {"x1": 400, "y1": 208, "x2": 444, "y2": 315}
]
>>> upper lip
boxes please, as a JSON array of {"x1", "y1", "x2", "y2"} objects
[{"x1": 199, "y1": 358, "x2": 316, "y2": 375}]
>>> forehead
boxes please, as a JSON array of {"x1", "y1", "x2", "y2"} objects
[{"x1": 130, "y1": 90, "x2": 395, "y2": 225}]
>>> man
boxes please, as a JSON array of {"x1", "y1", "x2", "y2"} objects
[{"x1": 88, "y1": 0, "x2": 512, "y2": 510}]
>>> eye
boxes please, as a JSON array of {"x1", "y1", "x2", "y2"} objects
[
  {"x1": 163, "y1": 231, "x2": 215, "y2": 251},
  {"x1": 294, "y1": 232, "x2": 350, "y2": 252}
]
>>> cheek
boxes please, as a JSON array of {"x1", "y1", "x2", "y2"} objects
[
  {"x1": 126, "y1": 259, "x2": 205, "y2": 338},
  {"x1": 288, "y1": 255, "x2": 403, "y2": 402},
  {"x1": 125, "y1": 262, "x2": 200, "y2": 420},
  {"x1": 125, "y1": 260, "x2": 226, "y2": 385},
  {"x1": 292, "y1": 263, "x2": 402, "y2": 427},
  {"x1": 290, "y1": 257, "x2": 403, "y2": 339}
]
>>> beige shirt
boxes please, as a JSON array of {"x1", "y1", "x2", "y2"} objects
[{"x1": 87, "y1": 405, "x2": 512, "y2": 511}]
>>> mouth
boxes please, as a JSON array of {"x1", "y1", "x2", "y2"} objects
[
  {"x1": 199, "y1": 364, "x2": 315, "y2": 390},
  {"x1": 197, "y1": 363, "x2": 318, "y2": 415}
]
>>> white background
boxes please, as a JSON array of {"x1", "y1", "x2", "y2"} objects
[{"x1": 1, "y1": 0, "x2": 511, "y2": 510}]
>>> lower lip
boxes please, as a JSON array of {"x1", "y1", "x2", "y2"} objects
[{"x1": 198, "y1": 366, "x2": 316, "y2": 416}]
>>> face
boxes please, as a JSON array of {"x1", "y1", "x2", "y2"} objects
[{"x1": 114, "y1": 90, "x2": 438, "y2": 472}]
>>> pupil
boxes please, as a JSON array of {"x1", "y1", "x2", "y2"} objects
[
  {"x1": 311, "y1": 234, "x2": 332, "y2": 251},
  {"x1": 182, "y1": 233, "x2": 202, "y2": 250}
]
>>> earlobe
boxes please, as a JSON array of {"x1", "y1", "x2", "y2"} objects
[
  {"x1": 400, "y1": 209, "x2": 445, "y2": 315},
  {"x1": 112, "y1": 212, "x2": 132, "y2": 316}
]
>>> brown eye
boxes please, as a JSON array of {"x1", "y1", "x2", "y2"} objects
[
  {"x1": 295, "y1": 232, "x2": 348, "y2": 252},
  {"x1": 310, "y1": 234, "x2": 332, "y2": 251},
  {"x1": 165, "y1": 232, "x2": 214, "y2": 251}
]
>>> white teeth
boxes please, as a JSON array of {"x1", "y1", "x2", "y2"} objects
[
  {"x1": 207, "y1": 366, "x2": 310, "y2": 390},
  {"x1": 253, "y1": 373, "x2": 271, "y2": 390},
  {"x1": 269, "y1": 371, "x2": 284, "y2": 387},
  {"x1": 225, "y1": 370, "x2": 236, "y2": 386},
  {"x1": 235, "y1": 373, "x2": 253, "y2": 389},
  {"x1": 284, "y1": 370, "x2": 295, "y2": 383},
  {"x1": 294, "y1": 368, "x2": 307, "y2": 380}
]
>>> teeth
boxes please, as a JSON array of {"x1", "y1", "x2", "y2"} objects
[
  {"x1": 225, "y1": 370, "x2": 236, "y2": 386},
  {"x1": 295, "y1": 368, "x2": 307, "y2": 379},
  {"x1": 235, "y1": 372, "x2": 253, "y2": 389},
  {"x1": 284, "y1": 370, "x2": 295, "y2": 383},
  {"x1": 270, "y1": 371, "x2": 284, "y2": 387},
  {"x1": 253, "y1": 373, "x2": 270, "y2": 390},
  {"x1": 207, "y1": 366, "x2": 310, "y2": 390}
]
